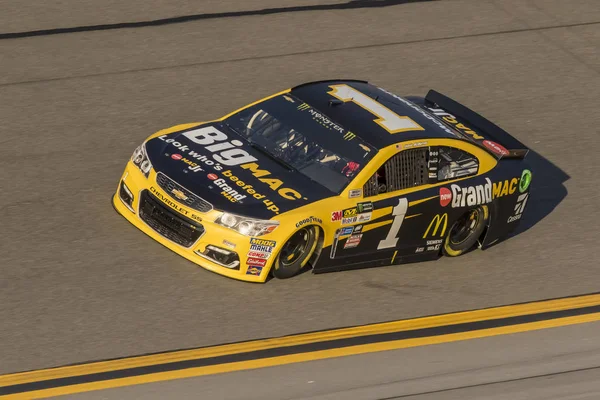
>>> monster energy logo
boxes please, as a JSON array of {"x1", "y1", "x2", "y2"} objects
[
  {"x1": 297, "y1": 103, "x2": 310, "y2": 111},
  {"x1": 343, "y1": 131, "x2": 356, "y2": 141}
]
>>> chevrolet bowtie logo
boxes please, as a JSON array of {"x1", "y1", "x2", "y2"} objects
[{"x1": 171, "y1": 189, "x2": 188, "y2": 201}]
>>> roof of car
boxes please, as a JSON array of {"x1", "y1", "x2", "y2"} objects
[{"x1": 290, "y1": 80, "x2": 460, "y2": 149}]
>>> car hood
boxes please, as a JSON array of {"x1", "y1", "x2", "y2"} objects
[{"x1": 145, "y1": 122, "x2": 336, "y2": 219}]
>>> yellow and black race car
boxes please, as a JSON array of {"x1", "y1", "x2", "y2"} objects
[{"x1": 113, "y1": 79, "x2": 532, "y2": 282}]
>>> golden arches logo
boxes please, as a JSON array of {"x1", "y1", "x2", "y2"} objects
[{"x1": 423, "y1": 213, "x2": 448, "y2": 238}]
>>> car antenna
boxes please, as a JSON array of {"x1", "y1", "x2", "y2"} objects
[{"x1": 329, "y1": 99, "x2": 344, "y2": 107}]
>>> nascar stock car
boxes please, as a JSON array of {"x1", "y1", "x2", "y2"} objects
[{"x1": 112, "y1": 79, "x2": 532, "y2": 282}]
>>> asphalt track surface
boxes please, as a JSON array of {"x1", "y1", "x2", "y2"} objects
[
  {"x1": 1, "y1": 0, "x2": 599, "y2": 380},
  {"x1": 66, "y1": 321, "x2": 600, "y2": 399}
]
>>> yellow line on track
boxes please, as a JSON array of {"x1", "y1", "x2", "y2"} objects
[
  {"x1": 1, "y1": 293, "x2": 600, "y2": 398},
  {"x1": 5, "y1": 312, "x2": 600, "y2": 400}
]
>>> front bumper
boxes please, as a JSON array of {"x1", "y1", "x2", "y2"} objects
[{"x1": 112, "y1": 162, "x2": 274, "y2": 283}]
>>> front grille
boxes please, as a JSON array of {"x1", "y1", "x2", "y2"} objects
[
  {"x1": 139, "y1": 190, "x2": 205, "y2": 247},
  {"x1": 156, "y1": 172, "x2": 213, "y2": 213}
]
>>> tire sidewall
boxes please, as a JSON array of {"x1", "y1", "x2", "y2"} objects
[
  {"x1": 272, "y1": 226, "x2": 318, "y2": 279},
  {"x1": 443, "y1": 206, "x2": 488, "y2": 257}
]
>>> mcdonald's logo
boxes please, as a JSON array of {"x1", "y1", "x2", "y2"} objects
[
  {"x1": 343, "y1": 131, "x2": 356, "y2": 141},
  {"x1": 297, "y1": 103, "x2": 310, "y2": 111},
  {"x1": 423, "y1": 213, "x2": 448, "y2": 238}
]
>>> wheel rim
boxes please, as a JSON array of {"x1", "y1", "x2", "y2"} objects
[
  {"x1": 450, "y1": 209, "x2": 480, "y2": 245},
  {"x1": 279, "y1": 228, "x2": 311, "y2": 267}
]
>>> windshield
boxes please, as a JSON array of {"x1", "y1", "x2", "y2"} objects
[{"x1": 224, "y1": 94, "x2": 376, "y2": 193}]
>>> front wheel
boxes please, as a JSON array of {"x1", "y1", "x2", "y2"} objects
[
  {"x1": 443, "y1": 206, "x2": 489, "y2": 257},
  {"x1": 272, "y1": 226, "x2": 319, "y2": 279}
]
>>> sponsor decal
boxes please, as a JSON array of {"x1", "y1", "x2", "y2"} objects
[
  {"x1": 173, "y1": 155, "x2": 205, "y2": 173},
  {"x1": 180, "y1": 127, "x2": 256, "y2": 167},
  {"x1": 249, "y1": 245, "x2": 274, "y2": 253},
  {"x1": 343, "y1": 132, "x2": 356, "y2": 140},
  {"x1": 451, "y1": 178, "x2": 493, "y2": 208},
  {"x1": 348, "y1": 189, "x2": 362, "y2": 198},
  {"x1": 181, "y1": 158, "x2": 204, "y2": 172},
  {"x1": 297, "y1": 103, "x2": 345, "y2": 134},
  {"x1": 222, "y1": 240, "x2": 236, "y2": 249},
  {"x1": 160, "y1": 128, "x2": 304, "y2": 201},
  {"x1": 221, "y1": 170, "x2": 279, "y2": 213},
  {"x1": 357, "y1": 202, "x2": 373, "y2": 213},
  {"x1": 426, "y1": 107, "x2": 484, "y2": 140},
  {"x1": 357, "y1": 212, "x2": 372, "y2": 223},
  {"x1": 250, "y1": 238, "x2": 276, "y2": 247},
  {"x1": 339, "y1": 226, "x2": 354, "y2": 236},
  {"x1": 448, "y1": 178, "x2": 519, "y2": 209},
  {"x1": 298, "y1": 99, "x2": 365, "y2": 147},
  {"x1": 343, "y1": 233, "x2": 363, "y2": 249},
  {"x1": 402, "y1": 141, "x2": 428, "y2": 150},
  {"x1": 508, "y1": 193, "x2": 529, "y2": 223},
  {"x1": 342, "y1": 216, "x2": 358, "y2": 225},
  {"x1": 354, "y1": 224, "x2": 363, "y2": 233},
  {"x1": 157, "y1": 137, "x2": 191, "y2": 152},
  {"x1": 246, "y1": 266, "x2": 263, "y2": 276},
  {"x1": 249, "y1": 238, "x2": 276, "y2": 253},
  {"x1": 149, "y1": 186, "x2": 202, "y2": 222},
  {"x1": 423, "y1": 214, "x2": 448, "y2": 238},
  {"x1": 415, "y1": 247, "x2": 425, "y2": 253},
  {"x1": 208, "y1": 174, "x2": 247, "y2": 203},
  {"x1": 519, "y1": 169, "x2": 532, "y2": 193},
  {"x1": 295, "y1": 216, "x2": 323, "y2": 228},
  {"x1": 331, "y1": 210, "x2": 342, "y2": 222},
  {"x1": 343, "y1": 207, "x2": 358, "y2": 218},
  {"x1": 440, "y1": 187, "x2": 452, "y2": 207},
  {"x1": 427, "y1": 244, "x2": 441, "y2": 251},
  {"x1": 207, "y1": 173, "x2": 218, "y2": 180},
  {"x1": 426, "y1": 239, "x2": 443, "y2": 246},
  {"x1": 483, "y1": 140, "x2": 509, "y2": 156},
  {"x1": 492, "y1": 178, "x2": 518, "y2": 199},
  {"x1": 247, "y1": 258, "x2": 267, "y2": 268},
  {"x1": 159, "y1": 131, "x2": 228, "y2": 172},
  {"x1": 247, "y1": 250, "x2": 270, "y2": 259},
  {"x1": 239, "y1": 163, "x2": 302, "y2": 201}
]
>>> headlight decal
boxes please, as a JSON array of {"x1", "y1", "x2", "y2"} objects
[
  {"x1": 131, "y1": 143, "x2": 152, "y2": 178},
  {"x1": 215, "y1": 212, "x2": 278, "y2": 237}
]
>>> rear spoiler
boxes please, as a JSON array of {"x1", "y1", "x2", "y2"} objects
[{"x1": 425, "y1": 90, "x2": 529, "y2": 159}]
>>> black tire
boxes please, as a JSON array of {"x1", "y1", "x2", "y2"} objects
[
  {"x1": 272, "y1": 226, "x2": 319, "y2": 279},
  {"x1": 442, "y1": 205, "x2": 489, "y2": 257}
]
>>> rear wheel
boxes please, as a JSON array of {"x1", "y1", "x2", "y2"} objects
[
  {"x1": 443, "y1": 206, "x2": 489, "y2": 257},
  {"x1": 272, "y1": 226, "x2": 319, "y2": 279}
]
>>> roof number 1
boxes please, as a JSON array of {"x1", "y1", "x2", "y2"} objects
[{"x1": 328, "y1": 84, "x2": 424, "y2": 134}]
